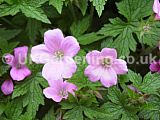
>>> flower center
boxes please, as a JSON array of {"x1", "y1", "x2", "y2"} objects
[
  {"x1": 54, "y1": 51, "x2": 64, "y2": 60},
  {"x1": 102, "y1": 57, "x2": 113, "y2": 67},
  {"x1": 59, "y1": 89, "x2": 68, "y2": 98},
  {"x1": 16, "y1": 63, "x2": 22, "y2": 69}
]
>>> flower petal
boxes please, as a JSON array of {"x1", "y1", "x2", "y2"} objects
[
  {"x1": 86, "y1": 50, "x2": 102, "y2": 65},
  {"x1": 101, "y1": 48, "x2": 117, "y2": 59},
  {"x1": 4, "y1": 54, "x2": 15, "y2": 67},
  {"x1": 48, "y1": 79, "x2": 63, "y2": 90},
  {"x1": 42, "y1": 61, "x2": 64, "y2": 80},
  {"x1": 44, "y1": 29, "x2": 64, "y2": 52},
  {"x1": 42, "y1": 58, "x2": 77, "y2": 81},
  {"x1": 14, "y1": 46, "x2": 28, "y2": 64},
  {"x1": 85, "y1": 65, "x2": 104, "y2": 82},
  {"x1": 65, "y1": 81, "x2": 77, "y2": 96},
  {"x1": 150, "y1": 62, "x2": 159, "y2": 72},
  {"x1": 43, "y1": 87, "x2": 62, "y2": 102},
  {"x1": 61, "y1": 36, "x2": 80, "y2": 57},
  {"x1": 112, "y1": 59, "x2": 128, "y2": 74},
  {"x1": 61, "y1": 57, "x2": 77, "y2": 78},
  {"x1": 1, "y1": 79, "x2": 14, "y2": 95},
  {"x1": 10, "y1": 66, "x2": 31, "y2": 81},
  {"x1": 153, "y1": 0, "x2": 160, "y2": 15},
  {"x1": 31, "y1": 44, "x2": 53, "y2": 64},
  {"x1": 100, "y1": 68, "x2": 117, "y2": 88}
]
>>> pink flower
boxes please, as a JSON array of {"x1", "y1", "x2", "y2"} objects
[
  {"x1": 149, "y1": 61, "x2": 160, "y2": 73},
  {"x1": 5, "y1": 46, "x2": 31, "y2": 81},
  {"x1": 85, "y1": 48, "x2": 128, "y2": 88},
  {"x1": 1, "y1": 80, "x2": 14, "y2": 95},
  {"x1": 31, "y1": 29, "x2": 80, "y2": 81},
  {"x1": 43, "y1": 80, "x2": 77, "y2": 102},
  {"x1": 153, "y1": 0, "x2": 160, "y2": 20}
]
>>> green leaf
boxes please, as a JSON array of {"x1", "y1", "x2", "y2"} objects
[
  {"x1": 20, "y1": 4, "x2": 51, "y2": 24},
  {"x1": 0, "y1": 28, "x2": 21, "y2": 41},
  {"x1": 139, "y1": 73, "x2": 160, "y2": 94},
  {"x1": 63, "y1": 106, "x2": 83, "y2": 120},
  {"x1": 128, "y1": 71, "x2": 160, "y2": 94},
  {"x1": 74, "y1": 0, "x2": 88, "y2": 16},
  {"x1": 5, "y1": 98, "x2": 23, "y2": 120},
  {"x1": 127, "y1": 70, "x2": 142, "y2": 85},
  {"x1": 116, "y1": 0, "x2": 153, "y2": 21},
  {"x1": 42, "y1": 107, "x2": 56, "y2": 120},
  {"x1": 0, "y1": 102, "x2": 6, "y2": 115},
  {"x1": 0, "y1": 65, "x2": 10, "y2": 77},
  {"x1": 139, "y1": 95, "x2": 160, "y2": 120},
  {"x1": 99, "y1": 18, "x2": 137, "y2": 56},
  {"x1": 70, "y1": 16, "x2": 91, "y2": 37},
  {"x1": 135, "y1": 20, "x2": 160, "y2": 46},
  {"x1": 12, "y1": 74, "x2": 46, "y2": 119},
  {"x1": 90, "y1": 0, "x2": 107, "y2": 17},
  {"x1": 78, "y1": 32, "x2": 105, "y2": 45},
  {"x1": 62, "y1": 101, "x2": 110, "y2": 120},
  {"x1": 0, "y1": 4, "x2": 20, "y2": 17},
  {"x1": 49, "y1": 0, "x2": 65, "y2": 14},
  {"x1": 26, "y1": 18, "x2": 42, "y2": 44},
  {"x1": 101, "y1": 87, "x2": 139, "y2": 120}
]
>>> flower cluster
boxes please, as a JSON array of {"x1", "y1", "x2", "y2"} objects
[
  {"x1": 1, "y1": 46, "x2": 31, "y2": 95},
  {"x1": 1, "y1": 27, "x2": 159, "y2": 102},
  {"x1": 31, "y1": 29, "x2": 80, "y2": 102}
]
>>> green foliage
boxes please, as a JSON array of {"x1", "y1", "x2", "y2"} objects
[
  {"x1": 49, "y1": 0, "x2": 65, "y2": 14},
  {"x1": 7, "y1": 74, "x2": 47, "y2": 119},
  {"x1": 128, "y1": 70, "x2": 160, "y2": 94},
  {"x1": 0, "y1": 0, "x2": 160, "y2": 120},
  {"x1": 90, "y1": 0, "x2": 108, "y2": 17}
]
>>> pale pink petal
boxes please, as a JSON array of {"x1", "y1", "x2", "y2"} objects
[
  {"x1": 65, "y1": 81, "x2": 77, "y2": 96},
  {"x1": 112, "y1": 59, "x2": 128, "y2": 74},
  {"x1": 1, "y1": 79, "x2": 14, "y2": 95},
  {"x1": 44, "y1": 29, "x2": 64, "y2": 52},
  {"x1": 31, "y1": 44, "x2": 53, "y2": 64},
  {"x1": 42, "y1": 61, "x2": 64, "y2": 80},
  {"x1": 153, "y1": 0, "x2": 160, "y2": 14},
  {"x1": 4, "y1": 54, "x2": 15, "y2": 67},
  {"x1": 100, "y1": 68, "x2": 117, "y2": 88},
  {"x1": 48, "y1": 79, "x2": 64, "y2": 90},
  {"x1": 61, "y1": 57, "x2": 77, "y2": 78},
  {"x1": 61, "y1": 36, "x2": 80, "y2": 57},
  {"x1": 43, "y1": 87, "x2": 62, "y2": 102},
  {"x1": 10, "y1": 66, "x2": 31, "y2": 81},
  {"x1": 86, "y1": 50, "x2": 102, "y2": 65},
  {"x1": 101, "y1": 48, "x2": 117, "y2": 59},
  {"x1": 42, "y1": 58, "x2": 77, "y2": 81},
  {"x1": 85, "y1": 65, "x2": 104, "y2": 82},
  {"x1": 14, "y1": 46, "x2": 28, "y2": 64}
]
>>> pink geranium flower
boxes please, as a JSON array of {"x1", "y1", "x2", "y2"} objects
[
  {"x1": 31, "y1": 29, "x2": 80, "y2": 81},
  {"x1": 5, "y1": 46, "x2": 31, "y2": 81},
  {"x1": 153, "y1": 0, "x2": 160, "y2": 20},
  {"x1": 1, "y1": 79, "x2": 14, "y2": 95},
  {"x1": 85, "y1": 48, "x2": 128, "y2": 88},
  {"x1": 149, "y1": 61, "x2": 160, "y2": 73},
  {"x1": 43, "y1": 80, "x2": 77, "y2": 102}
]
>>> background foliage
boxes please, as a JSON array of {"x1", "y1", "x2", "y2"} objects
[{"x1": 0, "y1": 0, "x2": 160, "y2": 120}]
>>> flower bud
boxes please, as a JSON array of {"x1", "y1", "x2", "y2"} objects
[{"x1": 1, "y1": 80, "x2": 14, "y2": 95}]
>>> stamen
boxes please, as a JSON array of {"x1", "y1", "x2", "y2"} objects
[
  {"x1": 59, "y1": 89, "x2": 68, "y2": 98},
  {"x1": 102, "y1": 57, "x2": 112, "y2": 67},
  {"x1": 55, "y1": 51, "x2": 64, "y2": 60}
]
